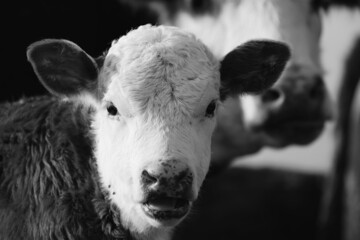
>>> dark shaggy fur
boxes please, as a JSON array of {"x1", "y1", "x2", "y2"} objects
[{"x1": 0, "y1": 96, "x2": 132, "y2": 240}]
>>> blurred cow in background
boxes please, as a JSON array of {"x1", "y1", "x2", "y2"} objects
[{"x1": 119, "y1": 0, "x2": 334, "y2": 170}]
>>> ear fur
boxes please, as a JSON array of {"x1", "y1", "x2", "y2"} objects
[
  {"x1": 27, "y1": 39, "x2": 99, "y2": 98},
  {"x1": 220, "y1": 40, "x2": 290, "y2": 101}
]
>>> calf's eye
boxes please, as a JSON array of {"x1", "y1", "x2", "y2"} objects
[
  {"x1": 205, "y1": 100, "x2": 217, "y2": 118},
  {"x1": 107, "y1": 103, "x2": 118, "y2": 116}
]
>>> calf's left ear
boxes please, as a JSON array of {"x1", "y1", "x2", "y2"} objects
[
  {"x1": 220, "y1": 40, "x2": 290, "y2": 100},
  {"x1": 27, "y1": 39, "x2": 99, "y2": 98}
]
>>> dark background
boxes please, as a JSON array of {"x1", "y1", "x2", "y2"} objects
[{"x1": 2, "y1": 0, "x2": 157, "y2": 102}]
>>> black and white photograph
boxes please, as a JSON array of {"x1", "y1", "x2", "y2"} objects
[{"x1": 1, "y1": 0, "x2": 360, "y2": 239}]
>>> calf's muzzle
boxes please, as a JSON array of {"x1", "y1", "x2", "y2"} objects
[{"x1": 140, "y1": 159, "x2": 194, "y2": 220}]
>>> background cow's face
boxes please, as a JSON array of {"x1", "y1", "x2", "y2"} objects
[
  {"x1": 231, "y1": 0, "x2": 333, "y2": 147},
  {"x1": 173, "y1": 0, "x2": 333, "y2": 147},
  {"x1": 27, "y1": 25, "x2": 289, "y2": 235}
]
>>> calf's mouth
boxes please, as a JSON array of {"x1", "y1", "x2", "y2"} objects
[{"x1": 142, "y1": 194, "x2": 191, "y2": 220}]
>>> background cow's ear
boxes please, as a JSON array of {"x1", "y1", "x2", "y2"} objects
[
  {"x1": 27, "y1": 39, "x2": 99, "y2": 98},
  {"x1": 220, "y1": 40, "x2": 290, "y2": 101}
]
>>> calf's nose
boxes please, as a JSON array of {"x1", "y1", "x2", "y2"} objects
[
  {"x1": 308, "y1": 75, "x2": 325, "y2": 100},
  {"x1": 261, "y1": 87, "x2": 285, "y2": 110},
  {"x1": 260, "y1": 75, "x2": 328, "y2": 112},
  {"x1": 141, "y1": 159, "x2": 193, "y2": 199}
]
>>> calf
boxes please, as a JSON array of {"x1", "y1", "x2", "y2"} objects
[
  {"x1": 0, "y1": 25, "x2": 289, "y2": 240},
  {"x1": 121, "y1": 0, "x2": 334, "y2": 164}
]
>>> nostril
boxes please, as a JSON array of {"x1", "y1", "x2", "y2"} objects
[
  {"x1": 141, "y1": 170, "x2": 158, "y2": 185},
  {"x1": 261, "y1": 88, "x2": 283, "y2": 103},
  {"x1": 309, "y1": 76, "x2": 325, "y2": 99}
]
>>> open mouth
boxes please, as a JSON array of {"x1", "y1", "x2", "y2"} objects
[{"x1": 141, "y1": 195, "x2": 191, "y2": 220}]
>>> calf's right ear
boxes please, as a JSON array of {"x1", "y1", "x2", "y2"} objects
[
  {"x1": 219, "y1": 40, "x2": 290, "y2": 101},
  {"x1": 27, "y1": 39, "x2": 99, "y2": 98}
]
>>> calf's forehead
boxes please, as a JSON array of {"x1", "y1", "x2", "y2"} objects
[{"x1": 101, "y1": 25, "x2": 220, "y2": 119}]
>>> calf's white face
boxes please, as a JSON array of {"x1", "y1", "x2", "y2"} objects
[
  {"x1": 94, "y1": 26, "x2": 219, "y2": 232},
  {"x1": 27, "y1": 24, "x2": 290, "y2": 239}
]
